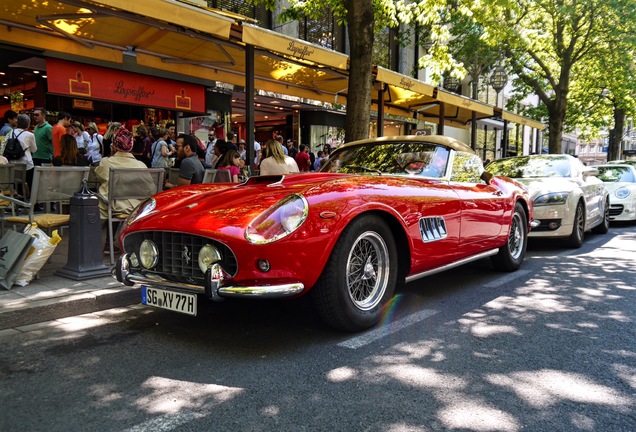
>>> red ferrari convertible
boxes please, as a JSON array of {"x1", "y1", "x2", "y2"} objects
[{"x1": 114, "y1": 136, "x2": 533, "y2": 331}]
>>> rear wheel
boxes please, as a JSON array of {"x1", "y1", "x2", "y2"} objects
[
  {"x1": 491, "y1": 202, "x2": 528, "y2": 271},
  {"x1": 592, "y1": 197, "x2": 610, "y2": 234},
  {"x1": 312, "y1": 215, "x2": 397, "y2": 332},
  {"x1": 566, "y1": 201, "x2": 585, "y2": 248}
]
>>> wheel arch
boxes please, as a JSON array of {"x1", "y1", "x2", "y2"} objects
[
  {"x1": 347, "y1": 209, "x2": 411, "y2": 286},
  {"x1": 515, "y1": 197, "x2": 531, "y2": 230}
]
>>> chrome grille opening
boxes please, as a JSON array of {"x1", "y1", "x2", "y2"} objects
[{"x1": 123, "y1": 231, "x2": 238, "y2": 283}]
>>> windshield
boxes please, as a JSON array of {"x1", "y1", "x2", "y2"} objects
[
  {"x1": 597, "y1": 166, "x2": 635, "y2": 182},
  {"x1": 321, "y1": 141, "x2": 450, "y2": 178},
  {"x1": 486, "y1": 156, "x2": 571, "y2": 179}
]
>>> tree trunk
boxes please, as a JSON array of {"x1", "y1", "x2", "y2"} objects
[
  {"x1": 344, "y1": 0, "x2": 374, "y2": 142},
  {"x1": 609, "y1": 107, "x2": 625, "y2": 161},
  {"x1": 547, "y1": 90, "x2": 567, "y2": 154}
]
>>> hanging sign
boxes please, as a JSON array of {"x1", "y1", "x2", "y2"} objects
[{"x1": 46, "y1": 58, "x2": 205, "y2": 112}]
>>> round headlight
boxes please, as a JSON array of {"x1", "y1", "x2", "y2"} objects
[
  {"x1": 615, "y1": 187, "x2": 631, "y2": 199},
  {"x1": 139, "y1": 240, "x2": 158, "y2": 269},
  {"x1": 245, "y1": 194, "x2": 309, "y2": 244},
  {"x1": 198, "y1": 244, "x2": 222, "y2": 273}
]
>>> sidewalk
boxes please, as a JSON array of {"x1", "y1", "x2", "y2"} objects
[{"x1": 0, "y1": 231, "x2": 139, "y2": 330}]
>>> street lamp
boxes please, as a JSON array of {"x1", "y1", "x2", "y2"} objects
[
  {"x1": 443, "y1": 75, "x2": 461, "y2": 93},
  {"x1": 489, "y1": 64, "x2": 508, "y2": 106},
  {"x1": 489, "y1": 62, "x2": 509, "y2": 159}
]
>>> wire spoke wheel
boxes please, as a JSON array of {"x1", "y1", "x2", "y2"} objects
[
  {"x1": 508, "y1": 211, "x2": 524, "y2": 260},
  {"x1": 312, "y1": 215, "x2": 398, "y2": 331},
  {"x1": 491, "y1": 202, "x2": 527, "y2": 271},
  {"x1": 346, "y1": 232, "x2": 389, "y2": 311}
]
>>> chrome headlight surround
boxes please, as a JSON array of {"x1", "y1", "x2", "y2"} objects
[
  {"x1": 615, "y1": 187, "x2": 630, "y2": 199},
  {"x1": 245, "y1": 194, "x2": 309, "y2": 244},
  {"x1": 534, "y1": 192, "x2": 569, "y2": 206},
  {"x1": 139, "y1": 239, "x2": 159, "y2": 269}
]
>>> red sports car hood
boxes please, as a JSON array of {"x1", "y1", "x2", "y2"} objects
[{"x1": 124, "y1": 173, "x2": 353, "y2": 240}]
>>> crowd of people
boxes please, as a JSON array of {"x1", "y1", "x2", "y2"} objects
[
  {"x1": 0, "y1": 109, "x2": 337, "y2": 255},
  {"x1": 0, "y1": 108, "x2": 336, "y2": 206}
]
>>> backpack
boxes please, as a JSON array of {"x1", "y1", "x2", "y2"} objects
[{"x1": 4, "y1": 130, "x2": 26, "y2": 160}]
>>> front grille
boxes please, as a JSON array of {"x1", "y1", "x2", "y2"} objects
[
  {"x1": 123, "y1": 231, "x2": 238, "y2": 283},
  {"x1": 609, "y1": 205, "x2": 624, "y2": 216}
]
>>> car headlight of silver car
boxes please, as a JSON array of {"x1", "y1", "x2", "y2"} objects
[
  {"x1": 245, "y1": 194, "x2": 309, "y2": 244},
  {"x1": 615, "y1": 187, "x2": 630, "y2": 199},
  {"x1": 534, "y1": 192, "x2": 569, "y2": 206}
]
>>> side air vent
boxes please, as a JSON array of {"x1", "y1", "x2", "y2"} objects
[{"x1": 419, "y1": 217, "x2": 448, "y2": 242}]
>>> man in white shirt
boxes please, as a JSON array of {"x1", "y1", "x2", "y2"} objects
[{"x1": 204, "y1": 130, "x2": 217, "y2": 167}]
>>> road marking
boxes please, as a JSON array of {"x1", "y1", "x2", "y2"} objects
[
  {"x1": 484, "y1": 270, "x2": 532, "y2": 288},
  {"x1": 337, "y1": 309, "x2": 438, "y2": 349},
  {"x1": 123, "y1": 411, "x2": 202, "y2": 432}
]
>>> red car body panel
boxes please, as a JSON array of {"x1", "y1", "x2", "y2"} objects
[{"x1": 119, "y1": 172, "x2": 529, "y2": 292}]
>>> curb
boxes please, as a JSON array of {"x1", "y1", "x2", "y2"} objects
[{"x1": 0, "y1": 286, "x2": 140, "y2": 330}]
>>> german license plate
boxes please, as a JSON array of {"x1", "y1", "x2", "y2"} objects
[{"x1": 141, "y1": 286, "x2": 197, "y2": 316}]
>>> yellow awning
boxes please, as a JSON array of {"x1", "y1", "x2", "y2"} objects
[
  {"x1": 91, "y1": 0, "x2": 234, "y2": 39},
  {"x1": 242, "y1": 24, "x2": 349, "y2": 71},
  {"x1": 435, "y1": 89, "x2": 494, "y2": 116},
  {"x1": 2, "y1": 0, "x2": 540, "y2": 132},
  {"x1": 376, "y1": 67, "x2": 435, "y2": 97},
  {"x1": 500, "y1": 109, "x2": 545, "y2": 130}
]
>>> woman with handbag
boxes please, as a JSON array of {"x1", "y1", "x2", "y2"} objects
[
  {"x1": 86, "y1": 122, "x2": 103, "y2": 166},
  {"x1": 150, "y1": 127, "x2": 174, "y2": 169}
]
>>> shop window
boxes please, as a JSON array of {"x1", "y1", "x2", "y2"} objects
[
  {"x1": 373, "y1": 28, "x2": 399, "y2": 70},
  {"x1": 299, "y1": 13, "x2": 345, "y2": 51},
  {"x1": 207, "y1": 0, "x2": 270, "y2": 27},
  {"x1": 373, "y1": 28, "x2": 391, "y2": 69}
]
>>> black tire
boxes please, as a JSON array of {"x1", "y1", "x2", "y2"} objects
[
  {"x1": 312, "y1": 215, "x2": 397, "y2": 332},
  {"x1": 566, "y1": 201, "x2": 585, "y2": 248},
  {"x1": 491, "y1": 202, "x2": 528, "y2": 271},
  {"x1": 592, "y1": 197, "x2": 610, "y2": 234}
]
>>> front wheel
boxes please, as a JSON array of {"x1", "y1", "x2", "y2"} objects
[
  {"x1": 491, "y1": 202, "x2": 528, "y2": 271},
  {"x1": 312, "y1": 215, "x2": 397, "y2": 332},
  {"x1": 566, "y1": 201, "x2": 585, "y2": 248},
  {"x1": 592, "y1": 197, "x2": 610, "y2": 234}
]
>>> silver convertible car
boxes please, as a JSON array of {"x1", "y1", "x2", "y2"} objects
[{"x1": 486, "y1": 154, "x2": 610, "y2": 247}]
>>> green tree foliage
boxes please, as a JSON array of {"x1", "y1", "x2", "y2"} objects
[
  {"x1": 250, "y1": 0, "x2": 462, "y2": 142},
  {"x1": 467, "y1": 0, "x2": 636, "y2": 154}
]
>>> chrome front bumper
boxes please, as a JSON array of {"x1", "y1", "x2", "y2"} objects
[{"x1": 113, "y1": 254, "x2": 304, "y2": 301}]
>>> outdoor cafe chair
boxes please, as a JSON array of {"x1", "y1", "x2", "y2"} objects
[
  {"x1": 202, "y1": 168, "x2": 217, "y2": 183},
  {"x1": 0, "y1": 163, "x2": 18, "y2": 233},
  {"x1": 213, "y1": 169, "x2": 231, "y2": 183},
  {"x1": 97, "y1": 167, "x2": 164, "y2": 265},
  {"x1": 3, "y1": 166, "x2": 89, "y2": 235}
]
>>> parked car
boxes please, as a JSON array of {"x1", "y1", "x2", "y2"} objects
[
  {"x1": 486, "y1": 154, "x2": 610, "y2": 248},
  {"x1": 608, "y1": 160, "x2": 636, "y2": 167},
  {"x1": 114, "y1": 136, "x2": 533, "y2": 331},
  {"x1": 594, "y1": 164, "x2": 636, "y2": 222}
]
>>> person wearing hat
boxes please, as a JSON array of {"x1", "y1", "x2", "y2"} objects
[{"x1": 95, "y1": 126, "x2": 152, "y2": 221}]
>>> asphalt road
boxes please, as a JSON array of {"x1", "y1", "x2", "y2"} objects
[{"x1": 1, "y1": 224, "x2": 635, "y2": 432}]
